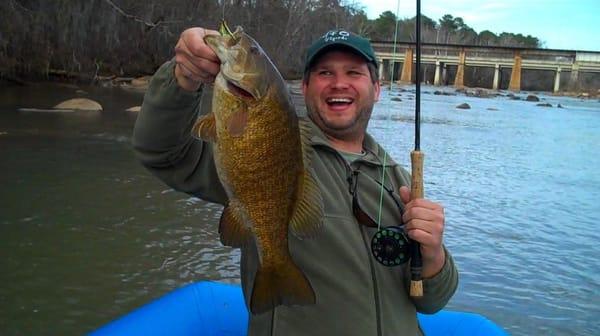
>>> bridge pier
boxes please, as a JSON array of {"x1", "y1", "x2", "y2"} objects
[
  {"x1": 554, "y1": 67, "x2": 561, "y2": 93},
  {"x1": 442, "y1": 63, "x2": 448, "y2": 85},
  {"x1": 509, "y1": 51, "x2": 522, "y2": 91},
  {"x1": 569, "y1": 62, "x2": 580, "y2": 90},
  {"x1": 492, "y1": 64, "x2": 500, "y2": 90},
  {"x1": 400, "y1": 48, "x2": 413, "y2": 83},
  {"x1": 454, "y1": 50, "x2": 466, "y2": 88},
  {"x1": 434, "y1": 61, "x2": 442, "y2": 85}
]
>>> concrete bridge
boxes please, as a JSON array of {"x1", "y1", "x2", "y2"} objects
[{"x1": 372, "y1": 42, "x2": 600, "y2": 93}]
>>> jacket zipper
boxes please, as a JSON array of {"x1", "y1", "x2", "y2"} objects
[
  {"x1": 325, "y1": 146, "x2": 385, "y2": 336},
  {"x1": 342, "y1": 153, "x2": 383, "y2": 336},
  {"x1": 360, "y1": 226, "x2": 383, "y2": 336}
]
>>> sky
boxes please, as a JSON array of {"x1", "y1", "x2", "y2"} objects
[{"x1": 357, "y1": 0, "x2": 600, "y2": 52}]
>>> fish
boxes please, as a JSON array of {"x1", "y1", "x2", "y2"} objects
[{"x1": 192, "y1": 22, "x2": 323, "y2": 314}]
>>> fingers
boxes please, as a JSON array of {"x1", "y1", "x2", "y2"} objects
[
  {"x1": 399, "y1": 188, "x2": 445, "y2": 248},
  {"x1": 399, "y1": 186, "x2": 411, "y2": 204},
  {"x1": 174, "y1": 27, "x2": 221, "y2": 89}
]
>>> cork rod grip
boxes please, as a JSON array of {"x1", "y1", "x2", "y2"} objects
[
  {"x1": 410, "y1": 150, "x2": 424, "y2": 297},
  {"x1": 410, "y1": 150, "x2": 424, "y2": 199}
]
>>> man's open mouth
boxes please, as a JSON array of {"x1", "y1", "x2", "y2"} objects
[{"x1": 326, "y1": 97, "x2": 354, "y2": 107}]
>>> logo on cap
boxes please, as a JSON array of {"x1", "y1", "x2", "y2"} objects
[{"x1": 323, "y1": 30, "x2": 351, "y2": 43}]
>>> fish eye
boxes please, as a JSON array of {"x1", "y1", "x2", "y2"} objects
[{"x1": 249, "y1": 46, "x2": 260, "y2": 55}]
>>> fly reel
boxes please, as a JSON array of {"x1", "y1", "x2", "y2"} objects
[{"x1": 371, "y1": 226, "x2": 410, "y2": 267}]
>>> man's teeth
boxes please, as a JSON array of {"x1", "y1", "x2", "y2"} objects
[{"x1": 327, "y1": 98, "x2": 352, "y2": 103}]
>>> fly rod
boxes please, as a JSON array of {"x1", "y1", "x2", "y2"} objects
[{"x1": 410, "y1": 0, "x2": 424, "y2": 298}]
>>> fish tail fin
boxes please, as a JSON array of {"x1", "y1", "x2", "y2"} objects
[{"x1": 250, "y1": 261, "x2": 315, "y2": 314}]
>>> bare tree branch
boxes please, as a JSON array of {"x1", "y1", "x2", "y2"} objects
[{"x1": 102, "y1": 0, "x2": 181, "y2": 27}]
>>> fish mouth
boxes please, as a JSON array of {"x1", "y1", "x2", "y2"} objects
[{"x1": 226, "y1": 80, "x2": 255, "y2": 100}]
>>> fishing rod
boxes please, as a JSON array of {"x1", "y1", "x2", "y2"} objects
[
  {"x1": 367, "y1": 0, "x2": 423, "y2": 298},
  {"x1": 409, "y1": 0, "x2": 424, "y2": 298}
]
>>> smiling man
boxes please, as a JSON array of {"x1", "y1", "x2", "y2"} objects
[{"x1": 133, "y1": 28, "x2": 458, "y2": 335}]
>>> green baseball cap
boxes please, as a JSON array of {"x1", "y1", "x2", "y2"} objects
[{"x1": 304, "y1": 30, "x2": 378, "y2": 72}]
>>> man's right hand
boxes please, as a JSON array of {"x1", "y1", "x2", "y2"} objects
[{"x1": 174, "y1": 27, "x2": 220, "y2": 91}]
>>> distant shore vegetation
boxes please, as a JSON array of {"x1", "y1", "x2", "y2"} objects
[{"x1": 0, "y1": 0, "x2": 543, "y2": 82}]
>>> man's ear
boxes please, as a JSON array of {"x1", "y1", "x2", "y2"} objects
[{"x1": 373, "y1": 80, "x2": 381, "y2": 102}]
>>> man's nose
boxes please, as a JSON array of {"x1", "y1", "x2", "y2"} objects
[{"x1": 330, "y1": 75, "x2": 350, "y2": 89}]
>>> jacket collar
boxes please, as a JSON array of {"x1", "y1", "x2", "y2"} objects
[{"x1": 302, "y1": 117, "x2": 398, "y2": 167}]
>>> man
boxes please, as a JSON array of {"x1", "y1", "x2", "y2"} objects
[{"x1": 133, "y1": 27, "x2": 458, "y2": 335}]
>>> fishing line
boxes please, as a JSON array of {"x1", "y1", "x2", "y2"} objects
[
  {"x1": 370, "y1": 0, "x2": 411, "y2": 268},
  {"x1": 376, "y1": 0, "x2": 402, "y2": 230}
]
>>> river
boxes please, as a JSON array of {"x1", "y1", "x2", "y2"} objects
[{"x1": 0, "y1": 82, "x2": 598, "y2": 335}]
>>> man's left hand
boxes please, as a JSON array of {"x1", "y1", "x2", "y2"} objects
[{"x1": 399, "y1": 186, "x2": 446, "y2": 278}]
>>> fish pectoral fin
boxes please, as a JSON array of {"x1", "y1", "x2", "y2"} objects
[
  {"x1": 289, "y1": 169, "x2": 324, "y2": 239},
  {"x1": 250, "y1": 260, "x2": 315, "y2": 314},
  {"x1": 226, "y1": 110, "x2": 248, "y2": 137},
  {"x1": 219, "y1": 200, "x2": 253, "y2": 248},
  {"x1": 192, "y1": 113, "x2": 217, "y2": 142}
]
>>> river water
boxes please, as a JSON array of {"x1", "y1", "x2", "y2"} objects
[{"x1": 0, "y1": 82, "x2": 598, "y2": 335}]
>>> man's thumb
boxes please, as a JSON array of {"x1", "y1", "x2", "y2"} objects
[{"x1": 399, "y1": 186, "x2": 411, "y2": 205}]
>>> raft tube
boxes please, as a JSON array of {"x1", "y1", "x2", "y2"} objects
[{"x1": 90, "y1": 281, "x2": 507, "y2": 336}]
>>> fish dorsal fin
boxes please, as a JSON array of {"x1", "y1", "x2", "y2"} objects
[
  {"x1": 289, "y1": 119, "x2": 324, "y2": 239},
  {"x1": 192, "y1": 113, "x2": 218, "y2": 142},
  {"x1": 219, "y1": 199, "x2": 254, "y2": 248}
]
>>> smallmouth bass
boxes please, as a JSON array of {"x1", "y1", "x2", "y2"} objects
[{"x1": 193, "y1": 24, "x2": 323, "y2": 314}]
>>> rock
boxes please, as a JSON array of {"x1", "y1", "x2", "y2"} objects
[
  {"x1": 487, "y1": 107, "x2": 499, "y2": 111},
  {"x1": 131, "y1": 76, "x2": 151, "y2": 88},
  {"x1": 557, "y1": 104, "x2": 564, "y2": 108},
  {"x1": 456, "y1": 103, "x2": 471, "y2": 109},
  {"x1": 54, "y1": 98, "x2": 102, "y2": 111},
  {"x1": 526, "y1": 95, "x2": 540, "y2": 102},
  {"x1": 466, "y1": 88, "x2": 493, "y2": 98},
  {"x1": 536, "y1": 103, "x2": 552, "y2": 107},
  {"x1": 510, "y1": 96, "x2": 521, "y2": 100},
  {"x1": 391, "y1": 97, "x2": 402, "y2": 102},
  {"x1": 126, "y1": 106, "x2": 141, "y2": 112},
  {"x1": 434, "y1": 90, "x2": 456, "y2": 96}
]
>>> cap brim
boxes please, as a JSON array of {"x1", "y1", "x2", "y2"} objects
[{"x1": 306, "y1": 42, "x2": 377, "y2": 71}]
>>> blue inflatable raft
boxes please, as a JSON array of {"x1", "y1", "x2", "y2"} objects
[{"x1": 91, "y1": 281, "x2": 507, "y2": 335}]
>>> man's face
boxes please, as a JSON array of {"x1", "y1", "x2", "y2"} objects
[{"x1": 302, "y1": 50, "x2": 380, "y2": 142}]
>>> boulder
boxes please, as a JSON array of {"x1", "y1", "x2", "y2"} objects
[
  {"x1": 131, "y1": 76, "x2": 151, "y2": 88},
  {"x1": 466, "y1": 88, "x2": 493, "y2": 98},
  {"x1": 54, "y1": 98, "x2": 102, "y2": 111},
  {"x1": 526, "y1": 95, "x2": 540, "y2": 102},
  {"x1": 536, "y1": 103, "x2": 552, "y2": 107},
  {"x1": 391, "y1": 97, "x2": 402, "y2": 102},
  {"x1": 456, "y1": 103, "x2": 471, "y2": 109}
]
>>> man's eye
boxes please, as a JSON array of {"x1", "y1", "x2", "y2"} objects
[{"x1": 318, "y1": 70, "x2": 332, "y2": 76}]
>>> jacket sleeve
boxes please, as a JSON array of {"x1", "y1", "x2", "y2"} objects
[
  {"x1": 392, "y1": 165, "x2": 459, "y2": 314},
  {"x1": 132, "y1": 60, "x2": 228, "y2": 205},
  {"x1": 413, "y1": 246, "x2": 459, "y2": 314}
]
